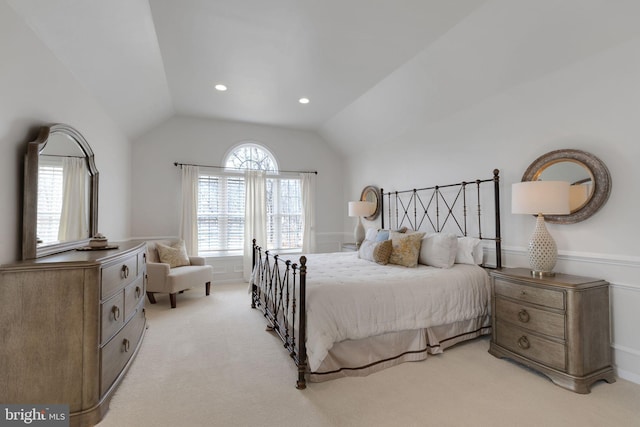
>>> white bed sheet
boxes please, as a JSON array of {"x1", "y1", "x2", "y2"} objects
[{"x1": 299, "y1": 252, "x2": 491, "y2": 371}]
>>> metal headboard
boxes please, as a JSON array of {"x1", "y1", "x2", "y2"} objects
[{"x1": 380, "y1": 169, "x2": 502, "y2": 269}]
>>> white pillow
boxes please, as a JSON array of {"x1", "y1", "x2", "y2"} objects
[
  {"x1": 365, "y1": 228, "x2": 378, "y2": 242},
  {"x1": 455, "y1": 237, "x2": 483, "y2": 265},
  {"x1": 418, "y1": 233, "x2": 457, "y2": 268}
]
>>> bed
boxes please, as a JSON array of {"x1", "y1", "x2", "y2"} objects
[{"x1": 251, "y1": 170, "x2": 502, "y2": 388}]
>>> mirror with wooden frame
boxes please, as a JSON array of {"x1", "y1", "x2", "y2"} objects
[
  {"x1": 521, "y1": 149, "x2": 610, "y2": 224},
  {"x1": 22, "y1": 124, "x2": 99, "y2": 259},
  {"x1": 360, "y1": 185, "x2": 381, "y2": 221}
]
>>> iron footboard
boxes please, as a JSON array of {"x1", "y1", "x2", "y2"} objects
[{"x1": 251, "y1": 239, "x2": 308, "y2": 389}]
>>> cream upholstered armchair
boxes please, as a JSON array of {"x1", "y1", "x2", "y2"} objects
[{"x1": 145, "y1": 240, "x2": 213, "y2": 308}]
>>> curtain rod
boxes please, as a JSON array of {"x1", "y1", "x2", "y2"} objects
[{"x1": 173, "y1": 161, "x2": 318, "y2": 175}]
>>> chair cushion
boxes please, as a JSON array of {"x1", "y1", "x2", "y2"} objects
[
  {"x1": 166, "y1": 265, "x2": 214, "y2": 294},
  {"x1": 156, "y1": 240, "x2": 191, "y2": 268}
]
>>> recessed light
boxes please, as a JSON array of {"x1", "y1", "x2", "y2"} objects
[
  {"x1": 299, "y1": 97, "x2": 310, "y2": 104},
  {"x1": 215, "y1": 84, "x2": 228, "y2": 91}
]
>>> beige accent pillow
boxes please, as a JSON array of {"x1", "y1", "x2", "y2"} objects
[
  {"x1": 156, "y1": 240, "x2": 191, "y2": 268},
  {"x1": 358, "y1": 239, "x2": 393, "y2": 265},
  {"x1": 388, "y1": 231, "x2": 426, "y2": 267}
]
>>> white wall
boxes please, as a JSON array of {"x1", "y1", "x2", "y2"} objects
[
  {"x1": 0, "y1": 2, "x2": 132, "y2": 264},
  {"x1": 325, "y1": 1, "x2": 640, "y2": 383},
  {"x1": 131, "y1": 115, "x2": 345, "y2": 280}
]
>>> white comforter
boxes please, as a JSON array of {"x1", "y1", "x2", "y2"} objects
[
  {"x1": 286, "y1": 252, "x2": 491, "y2": 372},
  {"x1": 253, "y1": 251, "x2": 491, "y2": 371}
]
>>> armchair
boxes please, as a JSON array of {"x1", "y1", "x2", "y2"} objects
[{"x1": 145, "y1": 240, "x2": 213, "y2": 308}]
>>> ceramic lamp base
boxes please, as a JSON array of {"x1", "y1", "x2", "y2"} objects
[{"x1": 527, "y1": 214, "x2": 558, "y2": 276}]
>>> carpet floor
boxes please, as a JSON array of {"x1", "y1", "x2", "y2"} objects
[{"x1": 97, "y1": 282, "x2": 640, "y2": 427}]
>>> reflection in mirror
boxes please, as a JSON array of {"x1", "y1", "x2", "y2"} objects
[
  {"x1": 360, "y1": 186, "x2": 380, "y2": 221},
  {"x1": 522, "y1": 149, "x2": 610, "y2": 224},
  {"x1": 37, "y1": 133, "x2": 90, "y2": 246},
  {"x1": 533, "y1": 160, "x2": 594, "y2": 212},
  {"x1": 22, "y1": 124, "x2": 99, "y2": 259}
]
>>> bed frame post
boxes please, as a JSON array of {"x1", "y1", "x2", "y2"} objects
[
  {"x1": 493, "y1": 169, "x2": 502, "y2": 269},
  {"x1": 380, "y1": 188, "x2": 385, "y2": 229},
  {"x1": 296, "y1": 256, "x2": 308, "y2": 389},
  {"x1": 251, "y1": 239, "x2": 257, "y2": 308}
]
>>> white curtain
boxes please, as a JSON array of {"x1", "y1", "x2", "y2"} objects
[
  {"x1": 180, "y1": 165, "x2": 199, "y2": 255},
  {"x1": 301, "y1": 172, "x2": 317, "y2": 253},
  {"x1": 243, "y1": 170, "x2": 266, "y2": 282},
  {"x1": 58, "y1": 157, "x2": 88, "y2": 241}
]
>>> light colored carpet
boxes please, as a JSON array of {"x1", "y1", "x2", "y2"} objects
[{"x1": 98, "y1": 282, "x2": 640, "y2": 427}]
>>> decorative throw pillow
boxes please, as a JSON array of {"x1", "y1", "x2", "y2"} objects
[
  {"x1": 418, "y1": 233, "x2": 457, "y2": 268},
  {"x1": 375, "y1": 226, "x2": 407, "y2": 242},
  {"x1": 156, "y1": 240, "x2": 191, "y2": 268},
  {"x1": 388, "y1": 231, "x2": 426, "y2": 267},
  {"x1": 455, "y1": 236, "x2": 483, "y2": 265},
  {"x1": 358, "y1": 239, "x2": 393, "y2": 265}
]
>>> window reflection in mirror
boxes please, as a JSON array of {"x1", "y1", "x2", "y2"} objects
[{"x1": 37, "y1": 132, "x2": 91, "y2": 247}]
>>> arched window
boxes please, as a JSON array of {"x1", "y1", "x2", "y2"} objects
[
  {"x1": 224, "y1": 143, "x2": 278, "y2": 172},
  {"x1": 197, "y1": 142, "x2": 302, "y2": 254}
]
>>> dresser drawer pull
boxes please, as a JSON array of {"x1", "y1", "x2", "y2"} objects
[
  {"x1": 520, "y1": 290, "x2": 527, "y2": 296},
  {"x1": 121, "y1": 265, "x2": 129, "y2": 279},
  {"x1": 112, "y1": 305, "x2": 120, "y2": 321},
  {"x1": 135, "y1": 286, "x2": 141, "y2": 299},
  {"x1": 518, "y1": 309, "x2": 530, "y2": 323},
  {"x1": 518, "y1": 336, "x2": 530, "y2": 350},
  {"x1": 123, "y1": 338, "x2": 130, "y2": 353}
]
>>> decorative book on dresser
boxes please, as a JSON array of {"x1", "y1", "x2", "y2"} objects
[
  {"x1": 0, "y1": 241, "x2": 147, "y2": 427},
  {"x1": 488, "y1": 267, "x2": 615, "y2": 394}
]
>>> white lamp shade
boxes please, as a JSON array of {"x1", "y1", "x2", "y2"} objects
[
  {"x1": 512, "y1": 181, "x2": 570, "y2": 215},
  {"x1": 348, "y1": 201, "x2": 375, "y2": 217}
]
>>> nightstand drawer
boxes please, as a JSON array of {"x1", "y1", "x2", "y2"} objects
[
  {"x1": 495, "y1": 320, "x2": 566, "y2": 371},
  {"x1": 494, "y1": 278, "x2": 564, "y2": 310},
  {"x1": 496, "y1": 297, "x2": 565, "y2": 339}
]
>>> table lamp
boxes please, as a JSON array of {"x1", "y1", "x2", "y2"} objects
[
  {"x1": 512, "y1": 181, "x2": 570, "y2": 277},
  {"x1": 348, "y1": 201, "x2": 375, "y2": 247}
]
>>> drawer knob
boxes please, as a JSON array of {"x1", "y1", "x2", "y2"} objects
[
  {"x1": 518, "y1": 336, "x2": 530, "y2": 350},
  {"x1": 123, "y1": 338, "x2": 130, "y2": 353},
  {"x1": 112, "y1": 305, "x2": 120, "y2": 321},
  {"x1": 135, "y1": 286, "x2": 141, "y2": 299},
  {"x1": 121, "y1": 265, "x2": 129, "y2": 279},
  {"x1": 520, "y1": 290, "x2": 527, "y2": 296},
  {"x1": 518, "y1": 309, "x2": 530, "y2": 323}
]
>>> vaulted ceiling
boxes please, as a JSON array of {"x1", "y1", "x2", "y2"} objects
[
  {"x1": 6, "y1": 0, "x2": 485, "y2": 139},
  {"x1": 7, "y1": 0, "x2": 640, "y2": 156}
]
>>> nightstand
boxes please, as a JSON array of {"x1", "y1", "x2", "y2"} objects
[
  {"x1": 341, "y1": 243, "x2": 358, "y2": 252},
  {"x1": 488, "y1": 267, "x2": 615, "y2": 393}
]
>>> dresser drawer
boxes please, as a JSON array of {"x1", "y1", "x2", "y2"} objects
[
  {"x1": 101, "y1": 292, "x2": 125, "y2": 344},
  {"x1": 100, "y1": 307, "x2": 145, "y2": 396},
  {"x1": 102, "y1": 254, "x2": 139, "y2": 299},
  {"x1": 495, "y1": 297, "x2": 565, "y2": 339},
  {"x1": 495, "y1": 320, "x2": 566, "y2": 371},
  {"x1": 494, "y1": 278, "x2": 565, "y2": 310},
  {"x1": 124, "y1": 276, "x2": 145, "y2": 322}
]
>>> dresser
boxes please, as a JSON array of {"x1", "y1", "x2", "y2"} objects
[
  {"x1": 0, "y1": 242, "x2": 147, "y2": 426},
  {"x1": 488, "y1": 268, "x2": 615, "y2": 393}
]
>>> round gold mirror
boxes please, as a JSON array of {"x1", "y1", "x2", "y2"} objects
[
  {"x1": 360, "y1": 185, "x2": 380, "y2": 221},
  {"x1": 522, "y1": 149, "x2": 611, "y2": 224}
]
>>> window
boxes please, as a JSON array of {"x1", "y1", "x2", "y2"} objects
[
  {"x1": 37, "y1": 158, "x2": 64, "y2": 244},
  {"x1": 196, "y1": 144, "x2": 303, "y2": 254}
]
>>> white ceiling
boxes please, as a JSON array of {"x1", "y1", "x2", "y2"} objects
[
  {"x1": 7, "y1": 0, "x2": 640, "y2": 155},
  {"x1": 6, "y1": 0, "x2": 485, "y2": 139}
]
